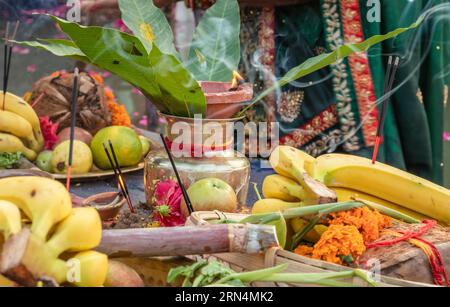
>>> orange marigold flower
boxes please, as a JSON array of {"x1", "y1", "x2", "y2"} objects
[
  {"x1": 311, "y1": 224, "x2": 366, "y2": 265},
  {"x1": 294, "y1": 245, "x2": 314, "y2": 257},
  {"x1": 90, "y1": 71, "x2": 104, "y2": 86},
  {"x1": 329, "y1": 207, "x2": 391, "y2": 244},
  {"x1": 104, "y1": 87, "x2": 131, "y2": 127}
]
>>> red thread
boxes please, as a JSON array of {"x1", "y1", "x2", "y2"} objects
[{"x1": 366, "y1": 220, "x2": 436, "y2": 249}]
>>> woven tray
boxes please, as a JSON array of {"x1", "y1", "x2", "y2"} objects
[{"x1": 187, "y1": 211, "x2": 433, "y2": 287}]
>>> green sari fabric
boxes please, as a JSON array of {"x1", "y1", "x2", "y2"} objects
[{"x1": 273, "y1": 0, "x2": 449, "y2": 184}]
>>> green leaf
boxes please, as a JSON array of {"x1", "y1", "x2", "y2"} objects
[
  {"x1": 237, "y1": 13, "x2": 426, "y2": 116},
  {"x1": 15, "y1": 39, "x2": 88, "y2": 62},
  {"x1": 118, "y1": 0, "x2": 177, "y2": 56},
  {"x1": 0, "y1": 152, "x2": 22, "y2": 169},
  {"x1": 26, "y1": 15, "x2": 206, "y2": 117},
  {"x1": 186, "y1": 0, "x2": 240, "y2": 81}
]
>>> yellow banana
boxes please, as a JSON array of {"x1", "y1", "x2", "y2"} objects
[
  {"x1": 0, "y1": 274, "x2": 16, "y2": 287},
  {"x1": 262, "y1": 174, "x2": 305, "y2": 202},
  {"x1": 312, "y1": 153, "x2": 450, "y2": 224},
  {"x1": 252, "y1": 198, "x2": 302, "y2": 214},
  {"x1": 269, "y1": 146, "x2": 336, "y2": 204},
  {"x1": 0, "y1": 132, "x2": 37, "y2": 161},
  {"x1": 46, "y1": 207, "x2": 102, "y2": 256},
  {"x1": 0, "y1": 177, "x2": 72, "y2": 240},
  {"x1": 70, "y1": 251, "x2": 108, "y2": 287},
  {"x1": 0, "y1": 200, "x2": 22, "y2": 240},
  {"x1": 290, "y1": 217, "x2": 328, "y2": 243},
  {"x1": 333, "y1": 187, "x2": 430, "y2": 222},
  {"x1": 0, "y1": 110, "x2": 40, "y2": 152},
  {"x1": 0, "y1": 91, "x2": 44, "y2": 153}
]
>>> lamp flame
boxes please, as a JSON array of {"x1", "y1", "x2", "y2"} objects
[{"x1": 230, "y1": 70, "x2": 244, "y2": 89}]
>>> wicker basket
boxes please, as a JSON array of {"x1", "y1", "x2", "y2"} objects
[{"x1": 186, "y1": 211, "x2": 433, "y2": 287}]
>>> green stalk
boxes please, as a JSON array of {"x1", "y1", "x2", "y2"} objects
[
  {"x1": 281, "y1": 201, "x2": 364, "y2": 219},
  {"x1": 252, "y1": 182, "x2": 263, "y2": 201},
  {"x1": 218, "y1": 267, "x2": 379, "y2": 287},
  {"x1": 354, "y1": 198, "x2": 420, "y2": 224},
  {"x1": 215, "y1": 264, "x2": 288, "y2": 285},
  {"x1": 290, "y1": 216, "x2": 320, "y2": 250}
]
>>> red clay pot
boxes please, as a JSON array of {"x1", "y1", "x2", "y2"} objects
[{"x1": 200, "y1": 81, "x2": 253, "y2": 119}]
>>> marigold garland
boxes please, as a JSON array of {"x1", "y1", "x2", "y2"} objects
[
  {"x1": 329, "y1": 207, "x2": 391, "y2": 244},
  {"x1": 104, "y1": 87, "x2": 131, "y2": 127},
  {"x1": 295, "y1": 224, "x2": 366, "y2": 265},
  {"x1": 294, "y1": 207, "x2": 391, "y2": 265}
]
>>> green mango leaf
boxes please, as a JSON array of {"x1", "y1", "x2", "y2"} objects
[
  {"x1": 237, "y1": 12, "x2": 426, "y2": 116},
  {"x1": 21, "y1": 15, "x2": 206, "y2": 117},
  {"x1": 16, "y1": 38, "x2": 88, "y2": 62},
  {"x1": 186, "y1": 0, "x2": 240, "y2": 81},
  {"x1": 118, "y1": 0, "x2": 177, "y2": 56}
]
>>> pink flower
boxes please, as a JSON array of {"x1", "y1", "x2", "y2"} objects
[
  {"x1": 12, "y1": 46, "x2": 30, "y2": 55},
  {"x1": 39, "y1": 116, "x2": 59, "y2": 150},
  {"x1": 27, "y1": 64, "x2": 36, "y2": 73},
  {"x1": 444, "y1": 132, "x2": 450, "y2": 142},
  {"x1": 152, "y1": 179, "x2": 186, "y2": 227}
]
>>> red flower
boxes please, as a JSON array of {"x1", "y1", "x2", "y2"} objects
[
  {"x1": 39, "y1": 116, "x2": 59, "y2": 150},
  {"x1": 153, "y1": 179, "x2": 186, "y2": 227}
]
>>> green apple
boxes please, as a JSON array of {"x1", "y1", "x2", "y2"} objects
[
  {"x1": 35, "y1": 150, "x2": 53, "y2": 172},
  {"x1": 139, "y1": 135, "x2": 151, "y2": 157},
  {"x1": 181, "y1": 178, "x2": 238, "y2": 216}
]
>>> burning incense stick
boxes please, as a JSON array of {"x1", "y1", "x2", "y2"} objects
[
  {"x1": 2, "y1": 21, "x2": 19, "y2": 111},
  {"x1": 107, "y1": 140, "x2": 135, "y2": 213},
  {"x1": 102, "y1": 142, "x2": 135, "y2": 213},
  {"x1": 160, "y1": 133, "x2": 194, "y2": 214},
  {"x1": 372, "y1": 56, "x2": 400, "y2": 164},
  {"x1": 66, "y1": 68, "x2": 80, "y2": 191}
]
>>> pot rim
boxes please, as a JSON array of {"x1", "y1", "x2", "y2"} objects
[
  {"x1": 160, "y1": 112, "x2": 245, "y2": 122},
  {"x1": 199, "y1": 81, "x2": 253, "y2": 105}
]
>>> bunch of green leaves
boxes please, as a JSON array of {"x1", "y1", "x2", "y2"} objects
[
  {"x1": 18, "y1": 0, "x2": 241, "y2": 118},
  {"x1": 167, "y1": 260, "x2": 379, "y2": 287},
  {"x1": 19, "y1": 2, "x2": 427, "y2": 118},
  {"x1": 0, "y1": 152, "x2": 22, "y2": 169}
]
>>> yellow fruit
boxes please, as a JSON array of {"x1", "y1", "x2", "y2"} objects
[
  {"x1": 46, "y1": 207, "x2": 102, "y2": 256},
  {"x1": 269, "y1": 146, "x2": 336, "y2": 204},
  {"x1": 333, "y1": 187, "x2": 430, "y2": 222},
  {"x1": 252, "y1": 199, "x2": 302, "y2": 214},
  {"x1": 0, "y1": 110, "x2": 40, "y2": 152},
  {"x1": 0, "y1": 275, "x2": 15, "y2": 287},
  {"x1": 0, "y1": 200, "x2": 21, "y2": 240},
  {"x1": 0, "y1": 132, "x2": 37, "y2": 161},
  {"x1": 0, "y1": 91, "x2": 44, "y2": 152},
  {"x1": 51, "y1": 140, "x2": 93, "y2": 174},
  {"x1": 312, "y1": 153, "x2": 450, "y2": 224},
  {"x1": 262, "y1": 174, "x2": 305, "y2": 202},
  {"x1": 0, "y1": 177, "x2": 72, "y2": 240},
  {"x1": 90, "y1": 126, "x2": 142, "y2": 170},
  {"x1": 70, "y1": 251, "x2": 108, "y2": 287},
  {"x1": 290, "y1": 217, "x2": 327, "y2": 243}
]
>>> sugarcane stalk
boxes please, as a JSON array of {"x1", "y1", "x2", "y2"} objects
[{"x1": 96, "y1": 224, "x2": 279, "y2": 257}]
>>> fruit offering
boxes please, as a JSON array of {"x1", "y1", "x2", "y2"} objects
[
  {"x1": 180, "y1": 178, "x2": 238, "y2": 216},
  {"x1": 0, "y1": 91, "x2": 44, "y2": 161},
  {"x1": 0, "y1": 177, "x2": 107, "y2": 286}
]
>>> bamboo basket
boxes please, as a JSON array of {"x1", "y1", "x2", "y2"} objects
[{"x1": 187, "y1": 211, "x2": 433, "y2": 287}]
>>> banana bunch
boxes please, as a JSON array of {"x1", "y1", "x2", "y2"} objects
[
  {"x1": 0, "y1": 91, "x2": 45, "y2": 161},
  {"x1": 0, "y1": 177, "x2": 108, "y2": 287},
  {"x1": 266, "y1": 146, "x2": 446, "y2": 224}
]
